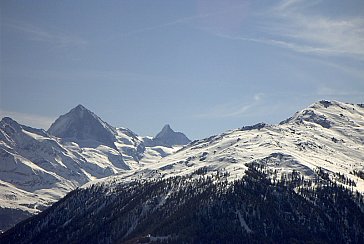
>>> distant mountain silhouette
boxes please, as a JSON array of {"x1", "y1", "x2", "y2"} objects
[
  {"x1": 48, "y1": 104, "x2": 117, "y2": 148},
  {"x1": 144, "y1": 124, "x2": 191, "y2": 147}
]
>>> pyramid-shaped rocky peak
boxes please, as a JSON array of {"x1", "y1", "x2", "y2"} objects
[
  {"x1": 153, "y1": 124, "x2": 191, "y2": 147},
  {"x1": 48, "y1": 105, "x2": 117, "y2": 148},
  {"x1": 155, "y1": 124, "x2": 173, "y2": 137}
]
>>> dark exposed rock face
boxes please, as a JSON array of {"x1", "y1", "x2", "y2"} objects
[
  {"x1": 147, "y1": 124, "x2": 191, "y2": 147},
  {"x1": 48, "y1": 105, "x2": 117, "y2": 148}
]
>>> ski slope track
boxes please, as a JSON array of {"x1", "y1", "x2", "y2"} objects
[{"x1": 0, "y1": 106, "x2": 188, "y2": 231}]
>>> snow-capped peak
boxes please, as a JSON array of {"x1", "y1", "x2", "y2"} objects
[
  {"x1": 90, "y1": 101, "x2": 364, "y2": 199},
  {"x1": 48, "y1": 105, "x2": 117, "y2": 148},
  {"x1": 280, "y1": 100, "x2": 364, "y2": 129},
  {"x1": 153, "y1": 124, "x2": 191, "y2": 147},
  {"x1": 0, "y1": 117, "x2": 49, "y2": 140},
  {"x1": 0, "y1": 108, "x2": 192, "y2": 231}
]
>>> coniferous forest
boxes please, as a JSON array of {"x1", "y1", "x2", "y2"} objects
[{"x1": 1, "y1": 163, "x2": 364, "y2": 244}]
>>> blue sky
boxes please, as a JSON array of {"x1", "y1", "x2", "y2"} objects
[{"x1": 1, "y1": 0, "x2": 364, "y2": 139}]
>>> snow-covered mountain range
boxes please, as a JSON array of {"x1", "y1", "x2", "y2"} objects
[
  {"x1": 85, "y1": 100, "x2": 364, "y2": 192},
  {"x1": 0, "y1": 105, "x2": 190, "y2": 231},
  {"x1": 1, "y1": 100, "x2": 364, "y2": 242},
  {"x1": 2, "y1": 100, "x2": 364, "y2": 243}
]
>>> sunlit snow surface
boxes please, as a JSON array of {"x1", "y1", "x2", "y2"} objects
[
  {"x1": 0, "y1": 116, "x2": 180, "y2": 231},
  {"x1": 84, "y1": 101, "x2": 364, "y2": 195},
  {"x1": 1, "y1": 100, "x2": 364, "y2": 231}
]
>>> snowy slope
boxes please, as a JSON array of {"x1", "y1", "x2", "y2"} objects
[
  {"x1": 2, "y1": 100, "x2": 364, "y2": 243},
  {"x1": 0, "y1": 117, "x2": 126, "y2": 231},
  {"x1": 47, "y1": 105, "x2": 184, "y2": 168},
  {"x1": 0, "y1": 106, "x2": 189, "y2": 231},
  {"x1": 139, "y1": 124, "x2": 190, "y2": 164},
  {"x1": 86, "y1": 101, "x2": 364, "y2": 194},
  {"x1": 2, "y1": 100, "x2": 363, "y2": 233}
]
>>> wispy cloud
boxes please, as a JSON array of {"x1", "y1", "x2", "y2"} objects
[
  {"x1": 210, "y1": 0, "x2": 364, "y2": 59},
  {"x1": 120, "y1": 3, "x2": 247, "y2": 37},
  {"x1": 196, "y1": 93, "x2": 264, "y2": 119},
  {"x1": 253, "y1": 93, "x2": 264, "y2": 102},
  {"x1": 267, "y1": 1, "x2": 364, "y2": 58},
  {"x1": 0, "y1": 110, "x2": 55, "y2": 129},
  {"x1": 121, "y1": 14, "x2": 210, "y2": 37},
  {"x1": 211, "y1": 33, "x2": 334, "y2": 54},
  {"x1": 275, "y1": 0, "x2": 304, "y2": 11},
  {"x1": 3, "y1": 20, "x2": 87, "y2": 47}
]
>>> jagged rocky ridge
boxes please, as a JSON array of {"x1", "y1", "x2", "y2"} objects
[
  {"x1": 0, "y1": 106, "x2": 190, "y2": 231},
  {"x1": 1, "y1": 100, "x2": 364, "y2": 243}
]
